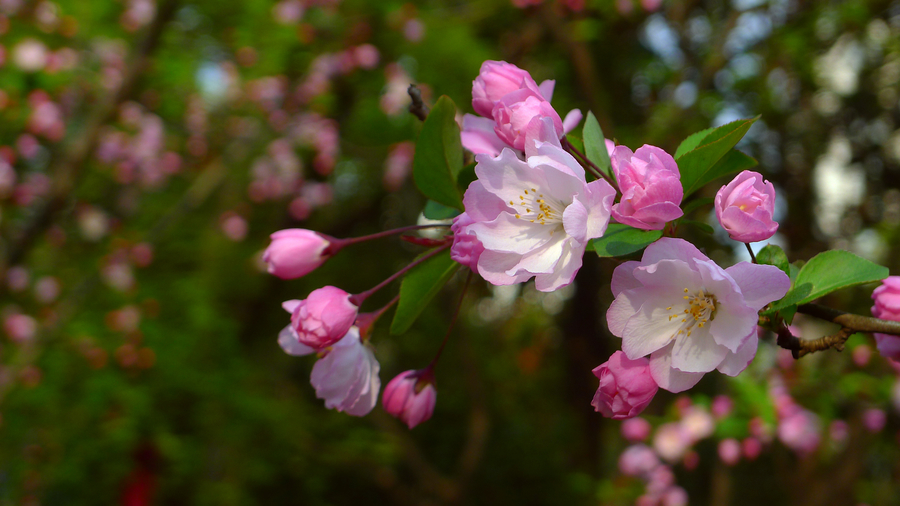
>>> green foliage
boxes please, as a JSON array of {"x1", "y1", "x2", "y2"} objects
[
  {"x1": 757, "y1": 244, "x2": 790, "y2": 276},
  {"x1": 412, "y1": 96, "x2": 465, "y2": 209},
  {"x1": 582, "y1": 111, "x2": 613, "y2": 179},
  {"x1": 390, "y1": 249, "x2": 460, "y2": 335},
  {"x1": 767, "y1": 250, "x2": 889, "y2": 313},
  {"x1": 676, "y1": 117, "x2": 759, "y2": 198},
  {"x1": 423, "y1": 200, "x2": 462, "y2": 220},
  {"x1": 590, "y1": 224, "x2": 663, "y2": 257}
]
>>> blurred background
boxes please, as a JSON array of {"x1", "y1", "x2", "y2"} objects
[{"x1": 2, "y1": 0, "x2": 900, "y2": 504}]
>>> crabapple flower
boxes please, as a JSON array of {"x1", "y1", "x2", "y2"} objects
[
  {"x1": 610, "y1": 145, "x2": 683, "y2": 230},
  {"x1": 714, "y1": 170, "x2": 778, "y2": 243},
  {"x1": 462, "y1": 127, "x2": 616, "y2": 291},
  {"x1": 592, "y1": 351, "x2": 659, "y2": 419},
  {"x1": 450, "y1": 212, "x2": 484, "y2": 270},
  {"x1": 471, "y1": 60, "x2": 545, "y2": 118},
  {"x1": 264, "y1": 228, "x2": 331, "y2": 279},
  {"x1": 310, "y1": 326, "x2": 380, "y2": 416},
  {"x1": 286, "y1": 286, "x2": 358, "y2": 349},
  {"x1": 491, "y1": 88, "x2": 564, "y2": 151},
  {"x1": 870, "y1": 276, "x2": 900, "y2": 361},
  {"x1": 382, "y1": 370, "x2": 437, "y2": 429},
  {"x1": 607, "y1": 238, "x2": 790, "y2": 392}
]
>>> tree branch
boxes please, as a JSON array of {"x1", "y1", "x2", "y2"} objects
[
  {"x1": 408, "y1": 84, "x2": 429, "y2": 121},
  {"x1": 776, "y1": 303, "x2": 900, "y2": 358}
]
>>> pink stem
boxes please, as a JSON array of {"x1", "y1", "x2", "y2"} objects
[{"x1": 349, "y1": 242, "x2": 451, "y2": 306}]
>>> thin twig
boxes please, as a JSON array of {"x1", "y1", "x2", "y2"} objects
[
  {"x1": 775, "y1": 303, "x2": 900, "y2": 358},
  {"x1": 408, "y1": 84, "x2": 429, "y2": 121}
]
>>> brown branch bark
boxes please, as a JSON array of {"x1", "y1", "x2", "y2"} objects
[
  {"x1": 407, "y1": 84, "x2": 429, "y2": 121},
  {"x1": 776, "y1": 303, "x2": 900, "y2": 358}
]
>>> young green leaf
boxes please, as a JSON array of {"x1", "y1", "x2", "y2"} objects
[
  {"x1": 412, "y1": 96, "x2": 464, "y2": 209},
  {"x1": 674, "y1": 126, "x2": 715, "y2": 159},
  {"x1": 390, "y1": 249, "x2": 460, "y2": 335},
  {"x1": 756, "y1": 244, "x2": 790, "y2": 276},
  {"x1": 677, "y1": 116, "x2": 759, "y2": 198},
  {"x1": 682, "y1": 149, "x2": 758, "y2": 197},
  {"x1": 423, "y1": 200, "x2": 462, "y2": 220},
  {"x1": 590, "y1": 223, "x2": 663, "y2": 257},
  {"x1": 766, "y1": 250, "x2": 888, "y2": 313},
  {"x1": 583, "y1": 111, "x2": 613, "y2": 178}
]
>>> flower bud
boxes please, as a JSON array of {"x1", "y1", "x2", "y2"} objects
[
  {"x1": 382, "y1": 370, "x2": 437, "y2": 429},
  {"x1": 288, "y1": 286, "x2": 358, "y2": 349},
  {"x1": 471, "y1": 60, "x2": 543, "y2": 118},
  {"x1": 310, "y1": 327, "x2": 380, "y2": 416},
  {"x1": 592, "y1": 351, "x2": 659, "y2": 419},
  {"x1": 491, "y1": 88, "x2": 563, "y2": 151},
  {"x1": 450, "y1": 213, "x2": 484, "y2": 270},
  {"x1": 610, "y1": 145, "x2": 683, "y2": 230},
  {"x1": 870, "y1": 276, "x2": 900, "y2": 361},
  {"x1": 714, "y1": 170, "x2": 778, "y2": 243},
  {"x1": 263, "y1": 229, "x2": 331, "y2": 279}
]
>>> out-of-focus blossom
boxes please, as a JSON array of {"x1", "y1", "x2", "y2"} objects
[
  {"x1": 852, "y1": 344, "x2": 872, "y2": 366},
  {"x1": 621, "y1": 417, "x2": 652, "y2": 442},
  {"x1": 618, "y1": 444, "x2": 659, "y2": 477},
  {"x1": 777, "y1": 408, "x2": 821, "y2": 455},
  {"x1": 742, "y1": 437, "x2": 762, "y2": 459},
  {"x1": 870, "y1": 276, "x2": 900, "y2": 361},
  {"x1": 4, "y1": 313, "x2": 36, "y2": 342},
  {"x1": 653, "y1": 422, "x2": 691, "y2": 462},
  {"x1": 310, "y1": 326, "x2": 380, "y2": 416},
  {"x1": 610, "y1": 145, "x2": 683, "y2": 230},
  {"x1": 263, "y1": 229, "x2": 331, "y2": 279},
  {"x1": 711, "y1": 395, "x2": 734, "y2": 419},
  {"x1": 863, "y1": 408, "x2": 887, "y2": 432},
  {"x1": 608, "y1": 238, "x2": 790, "y2": 392},
  {"x1": 383, "y1": 141, "x2": 414, "y2": 191},
  {"x1": 717, "y1": 438, "x2": 741, "y2": 466},
  {"x1": 285, "y1": 286, "x2": 358, "y2": 349},
  {"x1": 714, "y1": 170, "x2": 778, "y2": 243},
  {"x1": 34, "y1": 276, "x2": 60, "y2": 303},
  {"x1": 272, "y1": 0, "x2": 303, "y2": 24},
  {"x1": 6, "y1": 266, "x2": 29, "y2": 292},
  {"x1": 681, "y1": 406, "x2": 714, "y2": 441},
  {"x1": 12, "y1": 38, "x2": 48, "y2": 72},
  {"x1": 381, "y1": 370, "x2": 437, "y2": 429},
  {"x1": 591, "y1": 351, "x2": 658, "y2": 419},
  {"x1": 220, "y1": 212, "x2": 248, "y2": 241},
  {"x1": 829, "y1": 419, "x2": 849, "y2": 443},
  {"x1": 463, "y1": 123, "x2": 615, "y2": 291}
]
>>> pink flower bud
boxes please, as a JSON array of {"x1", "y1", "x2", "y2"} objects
[
  {"x1": 871, "y1": 276, "x2": 900, "y2": 361},
  {"x1": 287, "y1": 286, "x2": 358, "y2": 349},
  {"x1": 382, "y1": 370, "x2": 437, "y2": 429},
  {"x1": 592, "y1": 351, "x2": 659, "y2": 419},
  {"x1": 471, "y1": 60, "x2": 543, "y2": 118},
  {"x1": 450, "y1": 213, "x2": 484, "y2": 270},
  {"x1": 310, "y1": 327, "x2": 380, "y2": 416},
  {"x1": 491, "y1": 88, "x2": 563, "y2": 151},
  {"x1": 610, "y1": 145, "x2": 683, "y2": 230},
  {"x1": 714, "y1": 170, "x2": 778, "y2": 243},
  {"x1": 263, "y1": 229, "x2": 331, "y2": 279}
]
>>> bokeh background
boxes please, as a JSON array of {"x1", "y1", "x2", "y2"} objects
[{"x1": 2, "y1": 0, "x2": 900, "y2": 504}]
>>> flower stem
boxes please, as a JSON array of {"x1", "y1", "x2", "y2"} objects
[
  {"x1": 561, "y1": 137, "x2": 620, "y2": 193},
  {"x1": 356, "y1": 294, "x2": 400, "y2": 340},
  {"x1": 425, "y1": 270, "x2": 473, "y2": 372},
  {"x1": 326, "y1": 224, "x2": 451, "y2": 255},
  {"x1": 744, "y1": 243, "x2": 757, "y2": 263},
  {"x1": 350, "y1": 242, "x2": 451, "y2": 306}
]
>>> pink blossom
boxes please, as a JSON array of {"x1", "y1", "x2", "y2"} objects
[
  {"x1": 381, "y1": 370, "x2": 437, "y2": 429},
  {"x1": 618, "y1": 444, "x2": 659, "y2": 477},
  {"x1": 471, "y1": 60, "x2": 544, "y2": 118},
  {"x1": 870, "y1": 276, "x2": 900, "y2": 361},
  {"x1": 450, "y1": 213, "x2": 484, "y2": 270},
  {"x1": 610, "y1": 145, "x2": 683, "y2": 230},
  {"x1": 621, "y1": 417, "x2": 652, "y2": 442},
  {"x1": 310, "y1": 326, "x2": 380, "y2": 416},
  {"x1": 717, "y1": 438, "x2": 741, "y2": 466},
  {"x1": 263, "y1": 229, "x2": 332, "y2": 279},
  {"x1": 777, "y1": 408, "x2": 821, "y2": 455},
  {"x1": 863, "y1": 408, "x2": 886, "y2": 432},
  {"x1": 592, "y1": 351, "x2": 659, "y2": 419},
  {"x1": 607, "y1": 238, "x2": 790, "y2": 392},
  {"x1": 12, "y1": 38, "x2": 47, "y2": 72},
  {"x1": 742, "y1": 437, "x2": 762, "y2": 459},
  {"x1": 462, "y1": 122, "x2": 615, "y2": 291},
  {"x1": 4, "y1": 313, "x2": 36, "y2": 342},
  {"x1": 711, "y1": 395, "x2": 734, "y2": 418},
  {"x1": 714, "y1": 170, "x2": 778, "y2": 243},
  {"x1": 286, "y1": 286, "x2": 358, "y2": 349},
  {"x1": 491, "y1": 88, "x2": 563, "y2": 151},
  {"x1": 653, "y1": 422, "x2": 691, "y2": 462}
]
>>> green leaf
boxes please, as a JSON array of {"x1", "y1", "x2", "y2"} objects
[
  {"x1": 412, "y1": 96, "x2": 464, "y2": 209},
  {"x1": 457, "y1": 162, "x2": 477, "y2": 193},
  {"x1": 677, "y1": 116, "x2": 759, "y2": 198},
  {"x1": 590, "y1": 224, "x2": 663, "y2": 257},
  {"x1": 674, "y1": 126, "x2": 715, "y2": 159},
  {"x1": 583, "y1": 111, "x2": 613, "y2": 178},
  {"x1": 679, "y1": 219, "x2": 714, "y2": 234},
  {"x1": 681, "y1": 197, "x2": 715, "y2": 216},
  {"x1": 423, "y1": 200, "x2": 461, "y2": 220},
  {"x1": 390, "y1": 249, "x2": 460, "y2": 335},
  {"x1": 756, "y1": 244, "x2": 789, "y2": 276},
  {"x1": 767, "y1": 250, "x2": 888, "y2": 313}
]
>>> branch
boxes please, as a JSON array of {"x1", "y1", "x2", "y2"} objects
[
  {"x1": 776, "y1": 303, "x2": 900, "y2": 358},
  {"x1": 408, "y1": 84, "x2": 429, "y2": 121}
]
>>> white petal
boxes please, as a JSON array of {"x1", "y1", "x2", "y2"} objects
[
  {"x1": 278, "y1": 325, "x2": 316, "y2": 356},
  {"x1": 620, "y1": 294, "x2": 684, "y2": 359},
  {"x1": 469, "y1": 213, "x2": 555, "y2": 255},
  {"x1": 717, "y1": 333, "x2": 758, "y2": 376},
  {"x1": 650, "y1": 343, "x2": 705, "y2": 393},
  {"x1": 533, "y1": 239, "x2": 583, "y2": 292},
  {"x1": 707, "y1": 294, "x2": 759, "y2": 353},
  {"x1": 724, "y1": 262, "x2": 791, "y2": 311},
  {"x1": 611, "y1": 261, "x2": 642, "y2": 297},
  {"x1": 670, "y1": 327, "x2": 729, "y2": 373}
]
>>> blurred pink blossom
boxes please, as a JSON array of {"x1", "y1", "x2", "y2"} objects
[
  {"x1": 863, "y1": 408, "x2": 886, "y2": 433},
  {"x1": 618, "y1": 444, "x2": 659, "y2": 477},
  {"x1": 717, "y1": 438, "x2": 741, "y2": 466},
  {"x1": 4, "y1": 313, "x2": 36, "y2": 342},
  {"x1": 622, "y1": 417, "x2": 652, "y2": 442},
  {"x1": 12, "y1": 38, "x2": 48, "y2": 72}
]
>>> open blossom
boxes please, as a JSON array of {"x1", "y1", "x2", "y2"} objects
[
  {"x1": 715, "y1": 170, "x2": 778, "y2": 242},
  {"x1": 382, "y1": 370, "x2": 437, "y2": 428},
  {"x1": 310, "y1": 326, "x2": 380, "y2": 416},
  {"x1": 870, "y1": 276, "x2": 900, "y2": 361},
  {"x1": 264, "y1": 229, "x2": 332, "y2": 279},
  {"x1": 461, "y1": 60, "x2": 582, "y2": 157},
  {"x1": 607, "y1": 238, "x2": 790, "y2": 392},
  {"x1": 463, "y1": 120, "x2": 616, "y2": 291},
  {"x1": 592, "y1": 351, "x2": 659, "y2": 419},
  {"x1": 286, "y1": 286, "x2": 358, "y2": 349},
  {"x1": 610, "y1": 145, "x2": 683, "y2": 230}
]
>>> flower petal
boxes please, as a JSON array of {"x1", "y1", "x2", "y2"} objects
[
  {"x1": 717, "y1": 333, "x2": 758, "y2": 376},
  {"x1": 724, "y1": 262, "x2": 791, "y2": 311},
  {"x1": 649, "y1": 343, "x2": 705, "y2": 393}
]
